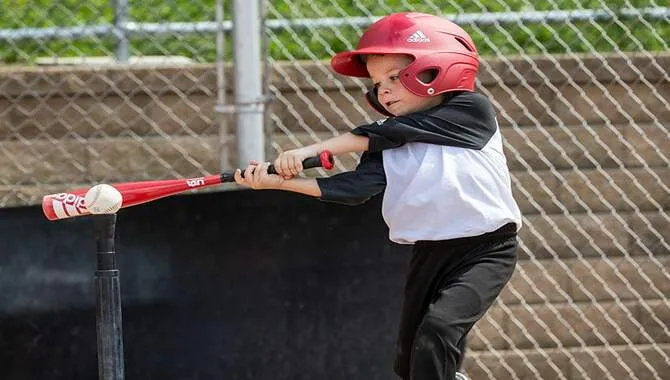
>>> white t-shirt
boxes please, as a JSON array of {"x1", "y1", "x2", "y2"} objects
[{"x1": 381, "y1": 126, "x2": 522, "y2": 244}]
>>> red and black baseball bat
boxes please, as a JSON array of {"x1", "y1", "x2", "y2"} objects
[{"x1": 42, "y1": 151, "x2": 334, "y2": 221}]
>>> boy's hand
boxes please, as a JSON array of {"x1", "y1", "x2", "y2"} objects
[
  {"x1": 273, "y1": 148, "x2": 316, "y2": 178},
  {"x1": 234, "y1": 160, "x2": 284, "y2": 190}
]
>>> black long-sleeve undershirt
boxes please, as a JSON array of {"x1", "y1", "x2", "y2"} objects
[{"x1": 316, "y1": 152, "x2": 386, "y2": 205}]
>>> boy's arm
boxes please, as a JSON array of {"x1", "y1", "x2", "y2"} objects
[
  {"x1": 315, "y1": 151, "x2": 385, "y2": 205},
  {"x1": 273, "y1": 133, "x2": 369, "y2": 177},
  {"x1": 307, "y1": 132, "x2": 369, "y2": 156},
  {"x1": 236, "y1": 153, "x2": 386, "y2": 205},
  {"x1": 274, "y1": 92, "x2": 497, "y2": 177},
  {"x1": 234, "y1": 161, "x2": 321, "y2": 197},
  {"x1": 278, "y1": 178, "x2": 322, "y2": 197}
]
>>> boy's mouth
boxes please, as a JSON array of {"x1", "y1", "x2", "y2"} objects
[{"x1": 386, "y1": 100, "x2": 399, "y2": 107}]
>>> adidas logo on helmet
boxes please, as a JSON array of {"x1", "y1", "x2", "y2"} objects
[{"x1": 407, "y1": 30, "x2": 430, "y2": 43}]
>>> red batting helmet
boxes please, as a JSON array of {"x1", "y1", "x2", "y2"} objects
[{"x1": 331, "y1": 12, "x2": 479, "y2": 114}]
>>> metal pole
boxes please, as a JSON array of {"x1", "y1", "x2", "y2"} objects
[
  {"x1": 3, "y1": 8, "x2": 670, "y2": 43},
  {"x1": 113, "y1": 0, "x2": 129, "y2": 62},
  {"x1": 232, "y1": 0, "x2": 265, "y2": 167},
  {"x1": 216, "y1": 0, "x2": 230, "y2": 171},
  {"x1": 93, "y1": 214, "x2": 125, "y2": 380},
  {"x1": 259, "y1": 0, "x2": 274, "y2": 161}
]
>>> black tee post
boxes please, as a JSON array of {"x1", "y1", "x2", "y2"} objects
[{"x1": 92, "y1": 214, "x2": 125, "y2": 380}]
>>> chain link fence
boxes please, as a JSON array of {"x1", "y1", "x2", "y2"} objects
[
  {"x1": 0, "y1": 0, "x2": 226, "y2": 206},
  {"x1": 265, "y1": 2, "x2": 670, "y2": 379},
  {"x1": 1, "y1": 1, "x2": 669, "y2": 379}
]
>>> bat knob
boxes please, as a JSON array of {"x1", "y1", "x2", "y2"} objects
[{"x1": 319, "y1": 150, "x2": 335, "y2": 170}]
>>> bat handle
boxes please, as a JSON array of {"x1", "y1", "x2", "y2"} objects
[
  {"x1": 221, "y1": 150, "x2": 334, "y2": 182},
  {"x1": 267, "y1": 150, "x2": 334, "y2": 174}
]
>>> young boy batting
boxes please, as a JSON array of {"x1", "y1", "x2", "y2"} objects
[{"x1": 234, "y1": 12, "x2": 522, "y2": 380}]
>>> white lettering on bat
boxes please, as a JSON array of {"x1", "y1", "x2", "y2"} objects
[
  {"x1": 186, "y1": 178, "x2": 205, "y2": 187},
  {"x1": 54, "y1": 193, "x2": 86, "y2": 209}
]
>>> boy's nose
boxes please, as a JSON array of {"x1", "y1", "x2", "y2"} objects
[{"x1": 378, "y1": 86, "x2": 391, "y2": 97}]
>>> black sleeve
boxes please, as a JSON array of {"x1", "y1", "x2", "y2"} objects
[
  {"x1": 315, "y1": 152, "x2": 386, "y2": 205},
  {"x1": 351, "y1": 91, "x2": 498, "y2": 152}
]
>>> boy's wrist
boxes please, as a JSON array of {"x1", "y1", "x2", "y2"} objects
[
  {"x1": 300, "y1": 146, "x2": 319, "y2": 157},
  {"x1": 276, "y1": 178, "x2": 290, "y2": 191}
]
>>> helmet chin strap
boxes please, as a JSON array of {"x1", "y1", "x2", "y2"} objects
[{"x1": 365, "y1": 88, "x2": 396, "y2": 117}]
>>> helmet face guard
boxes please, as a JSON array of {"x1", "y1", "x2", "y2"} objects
[{"x1": 331, "y1": 12, "x2": 479, "y2": 115}]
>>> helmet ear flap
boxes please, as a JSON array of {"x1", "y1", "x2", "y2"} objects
[
  {"x1": 400, "y1": 54, "x2": 478, "y2": 96},
  {"x1": 365, "y1": 88, "x2": 395, "y2": 117}
]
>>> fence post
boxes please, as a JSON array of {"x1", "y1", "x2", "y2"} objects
[
  {"x1": 215, "y1": 0, "x2": 230, "y2": 171},
  {"x1": 232, "y1": 0, "x2": 265, "y2": 167},
  {"x1": 259, "y1": 0, "x2": 274, "y2": 164},
  {"x1": 113, "y1": 0, "x2": 129, "y2": 62}
]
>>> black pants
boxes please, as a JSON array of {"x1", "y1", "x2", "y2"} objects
[{"x1": 393, "y1": 223, "x2": 518, "y2": 380}]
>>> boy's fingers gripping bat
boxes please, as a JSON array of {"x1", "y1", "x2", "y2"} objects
[{"x1": 42, "y1": 151, "x2": 334, "y2": 221}]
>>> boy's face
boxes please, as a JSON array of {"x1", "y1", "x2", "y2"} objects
[{"x1": 366, "y1": 54, "x2": 444, "y2": 116}]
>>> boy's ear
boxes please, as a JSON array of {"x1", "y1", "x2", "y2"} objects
[{"x1": 365, "y1": 88, "x2": 395, "y2": 117}]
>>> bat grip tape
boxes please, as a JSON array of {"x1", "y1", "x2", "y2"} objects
[{"x1": 220, "y1": 150, "x2": 333, "y2": 182}]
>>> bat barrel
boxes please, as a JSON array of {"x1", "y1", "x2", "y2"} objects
[{"x1": 93, "y1": 214, "x2": 125, "y2": 380}]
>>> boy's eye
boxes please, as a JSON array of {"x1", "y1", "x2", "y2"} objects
[
  {"x1": 390, "y1": 75, "x2": 399, "y2": 81},
  {"x1": 373, "y1": 82, "x2": 380, "y2": 89}
]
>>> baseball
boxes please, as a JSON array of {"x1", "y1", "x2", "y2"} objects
[{"x1": 84, "y1": 184, "x2": 123, "y2": 214}]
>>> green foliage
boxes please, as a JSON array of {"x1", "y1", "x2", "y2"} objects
[{"x1": 1, "y1": 0, "x2": 667, "y2": 64}]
